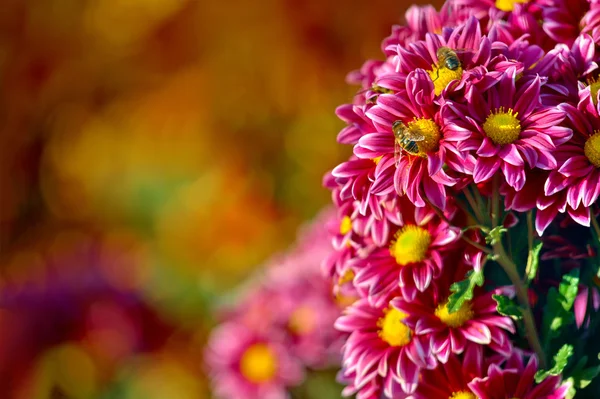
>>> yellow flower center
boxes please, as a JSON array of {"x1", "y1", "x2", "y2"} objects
[
  {"x1": 372, "y1": 155, "x2": 383, "y2": 165},
  {"x1": 483, "y1": 107, "x2": 521, "y2": 145},
  {"x1": 339, "y1": 216, "x2": 353, "y2": 235},
  {"x1": 428, "y1": 65, "x2": 463, "y2": 96},
  {"x1": 239, "y1": 343, "x2": 277, "y2": 383},
  {"x1": 435, "y1": 300, "x2": 474, "y2": 328},
  {"x1": 407, "y1": 118, "x2": 442, "y2": 155},
  {"x1": 449, "y1": 391, "x2": 477, "y2": 399},
  {"x1": 584, "y1": 131, "x2": 600, "y2": 168},
  {"x1": 338, "y1": 269, "x2": 355, "y2": 285},
  {"x1": 288, "y1": 306, "x2": 317, "y2": 335},
  {"x1": 377, "y1": 307, "x2": 412, "y2": 347},
  {"x1": 390, "y1": 225, "x2": 431, "y2": 266},
  {"x1": 495, "y1": 0, "x2": 529, "y2": 11}
]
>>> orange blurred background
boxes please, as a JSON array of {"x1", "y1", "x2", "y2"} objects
[{"x1": 0, "y1": 1, "x2": 439, "y2": 398}]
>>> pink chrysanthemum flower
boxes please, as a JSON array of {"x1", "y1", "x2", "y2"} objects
[
  {"x1": 545, "y1": 87, "x2": 600, "y2": 228},
  {"x1": 444, "y1": 68, "x2": 571, "y2": 191},
  {"x1": 469, "y1": 351, "x2": 572, "y2": 399},
  {"x1": 541, "y1": 234, "x2": 595, "y2": 260},
  {"x1": 395, "y1": 344, "x2": 487, "y2": 399},
  {"x1": 351, "y1": 203, "x2": 461, "y2": 305},
  {"x1": 574, "y1": 280, "x2": 600, "y2": 328},
  {"x1": 205, "y1": 323, "x2": 304, "y2": 399},
  {"x1": 393, "y1": 278, "x2": 515, "y2": 363},
  {"x1": 338, "y1": 367, "x2": 384, "y2": 399},
  {"x1": 536, "y1": 33, "x2": 598, "y2": 103},
  {"x1": 448, "y1": 0, "x2": 586, "y2": 50},
  {"x1": 335, "y1": 297, "x2": 435, "y2": 396},
  {"x1": 381, "y1": 4, "x2": 451, "y2": 53},
  {"x1": 501, "y1": 167, "x2": 591, "y2": 234},
  {"x1": 276, "y1": 288, "x2": 343, "y2": 367},
  {"x1": 335, "y1": 101, "x2": 380, "y2": 146},
  {"x1": 357, "y1": 17, "x2": 550, "y2": 209},
  {"x1": 542, "y1": 0, "x2": 589, "y2": 47},
  {"x1": 582, "y1": 2, "x2": 600, "y2": 43},
  {"x1": 447, "y1": 0, "x2": 549, "y2": 46},
  {"x1": 360, "y1": 69, "x2": 473, "y2": 210},
  {"x1": 337, "y1": 17, "x2": 501, "y2": 211}
]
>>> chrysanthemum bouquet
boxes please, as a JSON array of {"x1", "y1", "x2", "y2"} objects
[
  {"x1": 205, "y1": 213, "x2": 344, "y2": 398},
  {"x1": 324, "y1": 0, "x2": 600, "y2": 398},
  {"x1": 206, "y1": 0, "x2": 600, "y2": 398}
]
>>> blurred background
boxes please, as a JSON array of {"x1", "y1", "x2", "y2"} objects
[{"x1": 0, "y1": 1, "x2": 437, "y2": 398}]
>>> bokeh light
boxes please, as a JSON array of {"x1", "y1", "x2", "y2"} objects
[{"x1": 0, "y1": 0, "x2": 441, "y2": 397}]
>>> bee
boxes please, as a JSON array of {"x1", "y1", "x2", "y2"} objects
[
  {"x1": 356, "y1": 84, "x2": 394, "y2": 104},
  {"x1": 432, "y1": 46, "x2": 461, "y2": 82},
  {"x1": 368, "y1": 85, "x2": 394, "y2": 104},
  {"x1": 392, "y1": 120, "x2": 425, "y2": 167}
]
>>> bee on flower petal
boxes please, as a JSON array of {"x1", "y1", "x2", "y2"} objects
[
  {"x1": 356, "y1": 84, "x2": 394, "y2": 104},
  {"x1": 393, "y1": 120, "x2": 425, "y2": 167},
  {"x1": 433, "y1": 46, "x2": 461, "y2": 81}
]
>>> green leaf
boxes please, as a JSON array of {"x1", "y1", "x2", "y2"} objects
[
  {"x1": 568, "y1": 354, "x2": 600, "y2": 389},
  {"x1": 492, "y1": 294, "x2": 522, "y2": 320},
  {"x1": 526, "y1": 240, "x2": 543, "y2": 282},
  {"x1": 558, "y1": 269, "x2": 579, "y2": 311},
  {"x1": 578, "y1": 364, "x2": 600, "y2": 389},
  {"x1": 485, "y1": 226, "x2": 507, "y2": 245},
  {"x1": 447, "y1": 269, "x2": 484, "y2": 314},
  {"x1": 541, "y1": 271, "x2": 580, "y2": 345},
  {"x1": 535, "y1": 344, "x2": 574, "y2": 383}
]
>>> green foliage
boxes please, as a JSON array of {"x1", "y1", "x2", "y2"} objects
[
  {"x1": 535, "y1": 344, "x2": 574, "y2": 383},
  {"x1": 492, "y1": 294, "x2": 522, "y2": 320},
  {"x1": 542, "y1": 269, "x2": 580, "y2": 345},
  {"x1": 569, "y1": 355, "x2": 600, "y2": 390},
  {"x1": 526, "y1": 240, "x2": 543, "y2": 282},
  {"x1": 447, "y1": 269, "x2": 484, "y2": 314},
  {"x1": 485, "y1": 226, "x2": 507, "y2": 246}
]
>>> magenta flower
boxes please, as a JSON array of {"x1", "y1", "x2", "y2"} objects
[
  {"x1": 277, "y1": 290, "x2": 344, "y2": 368},
  {"x1": 351, "y1": 203, "x2": 461, "y2": 306},
  {"x1": 545, "y1": 87, "x2": 600, "y2": 228},
  {"x1": 542, "y1": 0, "x2": 589, "y2": 47},
  {"x1": 393, "y1": 283, "x2": 515, "y2": 364},
  {"x1": 360, "y1": 69, "x2": 473, "y2": 210},
  {"x1": 447, "y1": 0, "x2": 553, "y2": 47},
  {"x1": 335, "y1": 297, "x2": 435, "y2": 396},
  {"x1": 205, "y1": 323, "x2": 304, "y2": 399},
  {"x1": 541, "y1": 234, "x2": 595, "y2": 261},
  {"x1": 399, "y1": 345, "x2": 487, "y2": 399},
  {"x1": 338, "y1": 367, "x2": 384, "y2": 399},
  {"x1": 534, "y1": 33, "x2": 597, "y2": 104},
  {"x1": 335, "y1": 102, "x2": 379, "y2": 146},
  {"x1": 582, "y1": 2, "x2": 600, "y2": 43},
  {"x1": 469, "y1": 351, "x2": 572, "y2": 399},
  {"x1": 501, "y1": 167, "x2": 592, "y2": 235},
  {"x1": 574, "y1": 282, "x2": 600, "y2": 328},
  {"x1": 381, "y1": 4, "x2": 451, "y2": 53},
  {"x1": 444, "y1": 68, "x2": 571, "y2": 191}
]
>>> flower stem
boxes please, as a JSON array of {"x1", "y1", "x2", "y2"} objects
[
  {"x1": 463, "y1": 186, "x2": 485, "y2": 224},
  {"x1": 455, "y1": 197, "x2": 480, "y2": 225},
  {"x1": 424, "y1": 197, "x2": 492, "y2": 255},
  {"x1": 524, "y1": 211, "x2": 535, "y2": 283},
  {"x1": 590, "y1": 208, "x2": 600, "y2": 243},
  {"x1": 491, "y1": 175, "x2": 500, "y2": 228},
  {"x1": 463, "y1": 236, "x2": 493, "y2": 254},
  {"x1": 493, "y1": 241, "x2": 547, "y2": 369}
]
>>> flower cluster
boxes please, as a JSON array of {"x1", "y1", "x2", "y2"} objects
[
  {"x1": 325, "y1": 1, "x2": 600, "y2": 398},
  {"x1": 205, "y1": 211, "x2": 344, "y2": 399}
]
